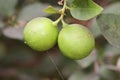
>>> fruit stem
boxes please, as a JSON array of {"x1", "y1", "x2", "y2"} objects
[
  {"x1": 61, "y1": 19, "x2": 68, "y2": 28},
  {"x1": 53, "y1": 0, "x2": 67, "y2": 25}
]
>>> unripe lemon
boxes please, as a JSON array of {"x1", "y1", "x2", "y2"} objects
[
  {"x1": 24, "y1": 17, "x2": 58, "y2": 51},
  {"x1": 58, "y1": 24, "x2": 95, "y2": 59}
]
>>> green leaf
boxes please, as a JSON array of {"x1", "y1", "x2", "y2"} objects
[
  {"x1": 44, "y1": 6, "x2": 60, "y2": 14},
  {"x1": 99, "y1": 65, "x2": 117, "y2": 80},
  {"x1": 70, "y1": 0, "x2": 103, "y2": 20},
  {"x1": 104, "y1": 44, "x2": 120, "y2": 57},
  {"x1": 90, "y1": 19, "x2": 101, "y2": 38},
  {"x1": 18, "y1": 3, "x2": 49, "y2": 21},
  {"x1": 2, "y1": 26, "x2": 24, "y2": 40},
  {"x1": 0, "y1": 0, "x2": 17, "y2": 16},
  {"x1": 103, "y1": 2, "x2": 120, "y2": 14},
  {"x1": 69, "y1": 71, "x2": 99, "y2": 80},
  {"x1": 96, "y1": 2, "x2": 120, "y2": 48},
  {"x1": 97, "y1": 14, "x2": 120, "y2": 48}
]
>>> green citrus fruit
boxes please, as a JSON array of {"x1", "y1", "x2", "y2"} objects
[
  {"x1": 58, "y1": 24, "x2": 95, "y2": 59},
  {"x1": 24, "y1": 17, "x2": 58, "y2": 51}
]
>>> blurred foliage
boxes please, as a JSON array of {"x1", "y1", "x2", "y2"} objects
[{"x1": 0, "y1": 0, "x2": 120, "y2": 80}]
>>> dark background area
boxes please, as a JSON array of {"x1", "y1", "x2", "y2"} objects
[{"x1": 0, "y1": 0, "x2": 120, "y2": 80}]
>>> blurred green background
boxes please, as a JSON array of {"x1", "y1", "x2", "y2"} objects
[{"x1": 0, "y1": 0, "x2": 120, "y2": 80}]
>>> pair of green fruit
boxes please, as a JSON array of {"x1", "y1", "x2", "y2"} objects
[{"x1": 23, "y1": 17, "x2": 95, "y2": 60}]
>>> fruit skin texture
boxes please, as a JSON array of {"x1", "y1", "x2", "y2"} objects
[
  {"x1": 24, "y1": 17, "x2": 58, "y2": 51},
  {"x1": 58, "y1": 24, "x2": 95, "y2": 60}
]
